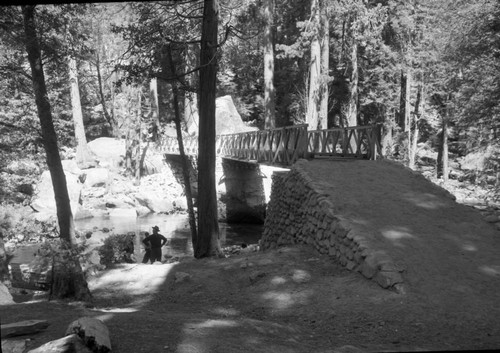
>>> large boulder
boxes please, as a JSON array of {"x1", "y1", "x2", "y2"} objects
[
  {"x1": 87, "y1": 138, "x2": 125, "y2": 169},
  {"x1": 31, "y1": 170, "x2": 82, "y2": 219},
  {"x1": 186, "y1": 95, "x2": 257, "y2": 135},
  {"x1": 133, "y1": 191, "x2": 175, "y2": 214},
  {"x1": 82, "y1": 168, "x2": 110, "y2": 188}
]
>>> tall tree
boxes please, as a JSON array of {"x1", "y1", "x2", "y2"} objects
[
  {"x1": 68, "y1": 55, "x2": 97, "y2": 169},
  {"x1": 196, "y1": 0, "x2": 221, "y2": 258},
  {"x1": 263, "y1": 0, "x2": 276, "y2": 129},
  {"x1": 22, "y1": 5, "x2": 90, "y2": 301},
  {"x1": 306, "y1": 0, "x2": 322, "y2": 130}
]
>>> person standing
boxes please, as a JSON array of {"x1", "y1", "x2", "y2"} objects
[
  {"x1": 141, "y1": 232, "x2": 151, "y2": 264},
  {"x1": 142, "y1": 226, "x2": 168, "y2": 263}
]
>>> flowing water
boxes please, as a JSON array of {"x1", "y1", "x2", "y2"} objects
[{"x1": 11, "y1": 213, "x2": 263, "y2": 264}]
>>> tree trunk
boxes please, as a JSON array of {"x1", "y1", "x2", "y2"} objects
[
  {"x1": 263, "y1": 0, "x2": 276, "y2": 129},
  {"x1": 437, "y1": 106, "x2": 449, "y2": 182},
  {"x1": 184, "y1": 44, "x2": 199, "y2": 135},
  {"x1": 399, "y1": 68, "x2": 411, "y2": 132},
  {"x1": 96, "y1": 50, "x2": 116, "y2": 136},
  {"x1": 399, "y1": 68, "x2": 411, "y2": 161},
  {"x1": 134, "y1": 90, "x2": 142, "y2": 185},
  {"x1": 69, "y1": 56, "x2": 97, "y2": 169},
  {"x1": 306, "y1": 0, "x2": 321, "y2": 130},
  {"x1": 319, "y1": 0, "x2": 329, "y2": 130},
  {"x1": 166, "y1": 45, "x2": 198, "y2": 245},
  {"x1": 23, "y1": 5, "x2": 74, "y2": 244},
  {"x1": 196, "y1": 0, "x2": 221, "y2": 258},
  {"x1": 23, "y1": 5, "x2": 91, "y2": 301},
  {"x1": 150, "y1": 78, "x2": 160, "y2": 141},
  {"x1": 345, "y1": 38, "x2": 358, "y2": 127},
  {"x1": 409, "y1": 84, "x2": 424, "y2": 169}
]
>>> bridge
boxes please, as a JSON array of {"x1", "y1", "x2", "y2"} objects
[
  {"x1": 159, "y1": 123, "x2": 500, "y2": 304},
  {"x1": 159, "y1": 124, "x2": 383, "y2": 165}
]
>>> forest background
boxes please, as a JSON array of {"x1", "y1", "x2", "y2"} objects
[{"x1": 0, "y1": 0, "x2": 499, "y2": 297}]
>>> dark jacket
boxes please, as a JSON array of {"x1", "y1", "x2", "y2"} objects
[{"x1": 143, "y1": 233, "x2": 167, "y2": 249}]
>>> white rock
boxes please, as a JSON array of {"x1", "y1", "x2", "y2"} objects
[
  {"x1": 31, "y1": 170, "x2": 82, "y2": 216},
  {"x1": 0, "y1": 282, "x2": 14, "y2": 305},
  {"x1": 108, "y1": 208, "x2": 137, "y2": 219},
  {"x1": 82, "y1": 168, "x2": 110, "y2": 188}
]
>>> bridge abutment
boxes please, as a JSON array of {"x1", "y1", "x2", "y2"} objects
[{"x1": 261, "y1": 159, "x2": 405, "y2": 293}]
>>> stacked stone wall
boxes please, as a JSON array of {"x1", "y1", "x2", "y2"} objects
[{"x1": 261, "y1": 160, "x2": 404, "y2": 292}]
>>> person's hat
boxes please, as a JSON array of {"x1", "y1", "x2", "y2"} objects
[{"x1": 152, "y1": 225, "x2": 159, "y2": 231}]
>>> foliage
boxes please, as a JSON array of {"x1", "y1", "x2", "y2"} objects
[{"x1": 98, "y1": 233, "x2": 135, "y2": 266}]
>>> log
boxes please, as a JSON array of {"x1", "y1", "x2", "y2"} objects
[
  {"x1": 1, "y1": 320, "x2": 50, "y2": 338},
  {"x1": 65, "y1": 317, "x2": 111, "y2": 353},
  {"x1": 26, "y1": 334, "x2": 92, "y2": 353}
]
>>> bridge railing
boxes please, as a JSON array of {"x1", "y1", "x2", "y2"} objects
[
  {"x1": 160, "y1": 134, "x2": 199, "y2": 155},
  {"x1": 217, "y1": 124, "x2": 309, "y2": 165},
  {"x1": 307, "y1": 125, "x2": 382, "y2": 160},
  {"x1": 160, "y1": 124, "x2": 382, "y2": 164}
]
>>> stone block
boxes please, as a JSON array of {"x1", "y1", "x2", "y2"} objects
[
  {"x1": 65, "y1": 317, "x2": 111, "y2": 353},
  {"x1": 360, "y1": 261, "x2": 377, "y2": 279},
  {"x1": 346, "y1": 261, "x2": 357, "y2": 271},
  {"x1": 375, "y1": 270, "x2": 403, "y2": 289}
]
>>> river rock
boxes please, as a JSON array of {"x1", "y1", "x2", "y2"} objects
[
  {"x1": 87, "y1": 137, "x2": 125, "y2": 170},
  {"x1": 108, "y1": 208, "x2": 137, "y2": 219},
  {"x1": 133, "y1": 191, "x2": 175, "y2": 213},
  {"x1": 31, "y1": 170, "x2": 81, "y2": 218},
  {"x1": 0, "y1": 281, "x2": 14, "y2": 305},
  {"x1": 82, "y1": 168, "x2": 109, "y2": 188},
  {"x1": 61, "y1": 160, "x2": 83, "y2": 176}
]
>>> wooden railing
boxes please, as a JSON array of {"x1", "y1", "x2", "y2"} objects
[
  {"x1": 160, "y1": 134, "x2": 198, "y2": 155},
  {"x1": 217, "y1": 124, "x2": 308, "y2": 165},
  {"x1": 160, "y1": 124, "x2": 381, "y2": 165},
  {"x1": 307, "y1": 125, "x2": 382, "y2": 160}
]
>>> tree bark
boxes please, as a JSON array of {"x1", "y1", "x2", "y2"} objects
[
  {"x1": 96, "y1": 50, "x2": 116, "y2": 136},
  {"x1": 437, "y1": 97, "x2": 449, "y2": 182},
  {"x1": 319, "y1": 0, "x2": 329, "y2": 130},
  {"x1": 69, "y1": 56, "x2": 97, "y2": 169},
  {"x1": 23, "y1": 5, "x2": 91, "y2": 302},
  {"x1": 196, "y1": 0, "x2": 221, "y2": 258},
  {"x1": 306, "y1": 0, "x2": 321, "y2": 130},
  {"x1": 263, "y1": 0, "x2": 276, "y2": 129},
  {"x1": 345, "y1": 38, "x2": 358, "y2": 127},
  {"x1": 409, "y1": 84, "x2": 424, "y2": 169},
  {"x1": 399, "y1": 68, "x2": 411, "y2": 161},
  {"x1": 184, "y1": 44, "x2": 199, "y2": 135},
  {"x1": 150, "y1": 78, "x2": 160, "y2": 141}
]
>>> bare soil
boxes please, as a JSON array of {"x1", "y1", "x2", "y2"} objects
[
  {"x1": 1, "y1": 242, "x2": 499, "y2": 353},
  {"x1": 2, "y1": 159, "x2": 500, "y2": 352}
]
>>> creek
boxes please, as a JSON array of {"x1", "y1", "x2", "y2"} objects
[{"x1": 11, "y1": 213, "x2": 263, "y2": 265}]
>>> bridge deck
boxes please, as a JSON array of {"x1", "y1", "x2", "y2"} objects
[{"x1": 304, "y1": 159, "x2": 500, "y2": 306}]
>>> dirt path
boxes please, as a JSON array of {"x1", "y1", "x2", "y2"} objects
[{"x1": 2, "y1": 159, "x2": 500, "y2": 352}]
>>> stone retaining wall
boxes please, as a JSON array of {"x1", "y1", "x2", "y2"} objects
[{"x1": 261, "y1": 159, "x2": 405, "y2": 293}]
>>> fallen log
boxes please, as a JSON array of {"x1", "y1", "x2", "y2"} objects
[{"x1": 1, "y1": 320, "x2": 50, "y2": 338}]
